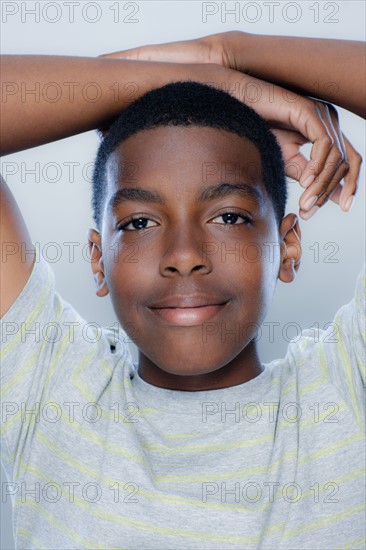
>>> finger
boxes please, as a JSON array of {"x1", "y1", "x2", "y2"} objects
[
  {"x1": 300, "y1": 102, "x2": 343, "y2": 190},
  {"x1": 316, "y1": 104, "x2": 350, "y2": 207},
  {"x1": 313, "y1": 160, "x2": 349, "y2": 209},
  {"x1": 271, "y1": 128, "x2": 309, "y2": 182},
  {"x1": 258, "y1": 93, "x2": 338, "y2": 214},
  {"x1": 292, "y1": 101, "x2": 334, "y2": 188},
  {"x1": 325, "y1": 184, "x2": 342, "y2": 205},
  {"x1": 285, "y1": 153, "x2": 308, "y2": 182},
  {"x1": 299, "y1": 103, "x2": 348, "y2": 213},
  {"x1": 338, "y1": 133, "x2": 363, "y2": 211},
  {"x1": 101, "y1": 45, "x2": 157, "y2": 61},
  {"x1": 299, "y1": 183, "x2": 342, "y2": 220},
  {"x1": 101, "y1": 39, "x2": 210, "y2": 64}
]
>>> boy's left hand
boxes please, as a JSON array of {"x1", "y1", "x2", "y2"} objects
[{"x1": 100, "y1": 33, "x2": 226, "y2": 66}]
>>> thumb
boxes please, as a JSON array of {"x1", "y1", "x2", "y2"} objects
[{"x1": 99, "y1": 45, "x2": 156, "y2": 61}]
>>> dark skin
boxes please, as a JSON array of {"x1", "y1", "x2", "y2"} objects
[{"x1": 87, "y1": 126, "x2": 302, "y2": 391}]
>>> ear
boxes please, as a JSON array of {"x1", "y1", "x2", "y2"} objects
[
  {"x1": 278, "y1": 213, "x2": 302, "y2": 283},
  {"x1": 86, "y1": 228, "x2": 109, "y2": 297}
]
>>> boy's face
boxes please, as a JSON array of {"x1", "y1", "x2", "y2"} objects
[{"x1": 88, "y1": 126, "x2": 301, "y2": 390}]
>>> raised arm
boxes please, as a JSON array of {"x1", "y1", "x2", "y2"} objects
[
  {"x1": 0, "y1": 55, "x2": 211, "y2": 155},
  {"x1": 224, "y1": 34, "x2": 366, "y2": 120},
  {"x1": 107, "y1": 33, "x2": 366, "y2": 120}
]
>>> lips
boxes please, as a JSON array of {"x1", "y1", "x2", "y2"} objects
[
  {"x1": 146, "y1": 294, "x2": 231, "y2": 326},
  {"x1": 148, "y1": 294, "x2": 230, "y2": 309}
]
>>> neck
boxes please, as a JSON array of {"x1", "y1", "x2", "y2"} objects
[{"x1": 137, "y1": 341, "x2": 263, "y2": 391}]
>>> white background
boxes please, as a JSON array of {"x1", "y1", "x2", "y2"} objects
[{"x1": 1, "y1": 1, "x2": 365, "y2": 548}]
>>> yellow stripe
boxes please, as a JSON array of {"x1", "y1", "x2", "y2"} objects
[
  {"x1": 0, "y1": 340, "x2": 46, "y2": 399},
  {"x1": 354, "y1": 348, "x2": 366, "y2": 382},
  {"x1": 138, "y1": 400, "x2": 346, "y2": 456},
  {"x1": 154, "y1": 430, "x2": 364, "y2": 483},
  {"x1": 282, "y1": 502, "x2": 365, "y2": 539},
  {"x1": 57, "y1": 403, "x2": 149, "y2": 467},
  {"x1": 336, "y1": 535, "x2": 366, "y2": 549},
  {"x1": 21, "y1": 460, "x2": 260, "y2": 515},
  {"x1": 30, "y1": 408, "x2": 364, "y2": 487},
  {"x1": 16, "y1": 528, "x2": 48, "y2": 549},
  {"x1": 16, "y1": 466, "x2": 365, "y2": 546},
  {"x1": 1, "y1": 347, "x2": 47, "y2": 434},
  {"x1": 19, "y1": 494, "x2": 258, "y2": 545},
  {"x1": 71, "y1": 345, "x2": 103, "y2": 402},
  {"x1": 19, "y1": 442, "x2": 280, "y2": 514},
  {"x1": 334, "y1": 312, "x2": 363, "y2": 428},
  {"x1": 0, "y1": 258, "x2": 52, "y2": 362},
  {"x1": 22, "y1": 455, "x2": 365, "y2": 519},
  {"x1": 298, "y1": 340, "x2": 329, "y2": 396},
  {"x1": 99, "y1": 358, "x2": 114, "y2": 378},
  {"x1": 17, "y1": 498, "x2": 126, "y2": 549}
]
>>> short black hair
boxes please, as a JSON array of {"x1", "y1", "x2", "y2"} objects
[{"x1": 92, "y1": 81, "x2": 287, "y2": 231}]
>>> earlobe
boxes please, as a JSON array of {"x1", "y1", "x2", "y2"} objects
[
  {"x1": 86, "y1": 228, "x2": 109, "y2": 297},
  {"x1": 278, "y1": 214, "x2": 302, "y2": 283}
]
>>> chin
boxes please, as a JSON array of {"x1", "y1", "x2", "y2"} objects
[{"x1": 154, "y1": 350, "x2": 231, "y2": 377}]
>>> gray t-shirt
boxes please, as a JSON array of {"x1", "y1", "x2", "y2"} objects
[{"x1": 1, "y1": 245, "x2": 365, "y2": 549}]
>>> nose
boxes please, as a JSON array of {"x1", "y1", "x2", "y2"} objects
[{"x1": 159, "y1": 224, "x2": 213, "y2": 277}]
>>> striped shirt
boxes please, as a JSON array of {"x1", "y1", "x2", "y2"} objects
[{"x1": 1, "y1": 245, "x2": 365, "y2": 549}]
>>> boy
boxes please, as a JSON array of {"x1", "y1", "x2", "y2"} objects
[{"x1": 1, "y1": 34, "x2": 365, "y2": 549}]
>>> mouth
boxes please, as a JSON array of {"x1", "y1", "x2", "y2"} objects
[{"x1": 147, "y1": 301, "x2": 231, "y2": 326}]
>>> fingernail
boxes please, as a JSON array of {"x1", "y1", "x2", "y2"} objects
[
  {"x1": 303, "y1": 195, "x2": 318, "y2": 211},
  {"x1": 302, "y1": 205, "x2": 319, "y2": 220},
  {"x1": 344, "y1": 196, "x2": 354, "y2": 212},
  {"x1": 302, "y1": 175, "x2": 315, "y2": 188}
]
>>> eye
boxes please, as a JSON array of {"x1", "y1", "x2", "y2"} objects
[
  {"x1": 210, "y1": 210, "x2": 252, "y2": 226},
  {"x1": 117, "y1": 215, "x2": 158, "y2": 231}
]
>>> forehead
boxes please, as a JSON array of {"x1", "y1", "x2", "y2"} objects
[{"x1": 105, "y1": 125, "x2": 265, "y2": 196}]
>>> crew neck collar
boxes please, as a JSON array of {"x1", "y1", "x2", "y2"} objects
[{"x1": 129, "y1": 363, "x2": 272, "y2": 413}]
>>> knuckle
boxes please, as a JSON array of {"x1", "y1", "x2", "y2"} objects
[
  {"x1": 354, "y1": 152, "x2": 363, "y2": 166},
  {"x1": 342, "y1": 159, "x2": 350, "y2": 174},
  {"x1": 304, "y1": 98, "x2": 318, "y2": 115},
  {"x1": 343, "y1": 157, "x2": 351, "y2": 169},
  {"x1": 333, "y1": 149, "x2": 344, "y2": 164},
  {"x1": 323, "y1": 134, "x2": 334, "y2": 149},
  {"x1": 308, "y1": 97, "x2": 317, "y2": 108}
]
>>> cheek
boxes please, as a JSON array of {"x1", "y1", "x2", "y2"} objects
[
  {"x1": 104, "y1": 235, "x2": 152, "y2": 286},
  {"x1": 104, "y1": 252, "x2": 150, "y2": 315},
  {"x1": 229, "y1": 249, "x2": 277, "y2": 319},
  {"x1": 107, "y1": 243, "x2": 164, "y2": 332},
  {"x1": 105, "y1": 262, "x2": 149, "y2": 349}
]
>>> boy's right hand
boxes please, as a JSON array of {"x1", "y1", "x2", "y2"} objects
[
  {"x1": 205, "y1": 66, "x2": 360, "y2": 219},
  {"x1": 101, "y1": 60, "x2": 359, "y2": 220},
  {"x1": 100, "y1": 54, "x2": 360, "y2": 219}
]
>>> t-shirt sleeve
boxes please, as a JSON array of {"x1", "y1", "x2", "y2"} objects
[
  {"x1": 286, "y1": 263, "x2": 365, "y2": 425},
  {"x1": 0, "y1": 243, "x2": 134, "y2": 481},
  {"x1": 328, "y1": 263, "x2": 366, "y2": 416}
]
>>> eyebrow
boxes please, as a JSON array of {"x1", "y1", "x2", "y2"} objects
[{"x1": 107, "y1": 182, "x2": 264, "y2": 212}]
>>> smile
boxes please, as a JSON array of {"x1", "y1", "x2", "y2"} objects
[{"x1": 147, "y1": 302, "x2": 231, "y2": 326}]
